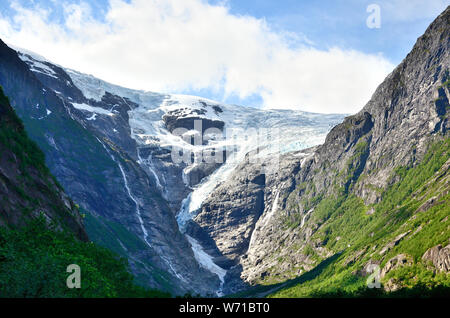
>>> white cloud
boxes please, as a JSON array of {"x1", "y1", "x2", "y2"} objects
[{"x1": 0, "y1": 0, "x2": 395, "y2": 114}]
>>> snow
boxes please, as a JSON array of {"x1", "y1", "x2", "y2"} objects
[
  {"x1": 65, "y1": 69, "x2": 106, "y2": 101},
  {"x1": 86, "y1": 114, "x2": 97, "y2": 121},
  {"x1": 72, "y1": 103, "x2": 115, "y2": 116},
  {"x1": 186, "y1": 235, "x2": 227, "y2": 296},
  {"x1": 123, "y1": 92, "x2": 342, "y2": 292},
  {"x1": 10, "y1": 44, "x2": 53, "y2": 64},
  {"x1": 65, "y1": 67, "x2": 166, "y2": 105},
  {"x1": 16, "y1": 51, "x2": 59, "y2": 79}
]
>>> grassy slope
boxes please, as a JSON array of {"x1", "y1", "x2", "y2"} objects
[
  {"x1": 0, "y1": 218, "x2": 169, "y2": 298},
  {"x1": 268, "y1": 137, "x2": 450, "y2": 297}
]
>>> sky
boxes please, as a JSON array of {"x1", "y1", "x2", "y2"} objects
[{"x1": 0, "y1": 0, "x2": 448, "y2": 114}]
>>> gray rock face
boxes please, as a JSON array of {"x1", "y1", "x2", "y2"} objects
[
  {"x1": 381, "y1": 254, "x2": 413, "y2": 278},
  {"x1": 422, "y1": 244, "x2": 450, "y2": 273},
  {"x1": 189, "y1": 159, "x2": 268, "y2": 267},
  {"x1": 0, "y1": 85, "x2": 87, "y2": 241},
  {"x1": 3, "y1": 38, "x2": 346, "y2": 295},
  {"x1": 0, "y1": 40, "x2": 221, "y2": 295},
  {"x1": 163, "y1": 111, "x2": 225, "y2": 135},
  {"x1": 188, "y1": 7, "x2": 450, "y2": 291},
  {"x1": 379, "y1": 231, "x2": 411, "y2": 256}
]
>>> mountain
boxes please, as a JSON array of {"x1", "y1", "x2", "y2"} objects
[
  {"x1": 0, "y1": 39, "x2": 344, "y2": 295},
  {"x1": 214, "y1": 6, "x2": 448, "y2": 296},
  {"x1": 0, "y1": 86, "x2": 168, "y2": 297},
  {"x1": 0, "y1": 5, "x2": 448, "y2": 297}
]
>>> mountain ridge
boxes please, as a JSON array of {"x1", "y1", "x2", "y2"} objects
[{"x1": 204, "y1": 5, "x2": 449, "y2": 295}]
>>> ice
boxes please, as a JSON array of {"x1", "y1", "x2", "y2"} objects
[
  {"x1": 65, "y1": 70, "x2": 106, "y2": 102},
  {"x1": 186, "y1": 235, "x2": 227, "y2": 296},
  {"x1": 16, "y1": 50, "x2": 59, "y2": 79},
  {"x1": 72, "y1": 102, "x2": 115, "y2": 116}
]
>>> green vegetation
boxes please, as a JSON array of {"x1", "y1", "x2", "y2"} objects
[
  {"x1": 0, "y1": 217, "x2": 170, "y2": 298},
  {"x1": 0, "y1": 87, "x2": 49, "y2": 176},
  {"x1": 0, "y1": 85, "x2": 71, "y2": 227},
  {"x1": 0, "y1": 86, "x2": 170, "y2": 298},
  {"x1": 268, "y1": 137, "x2": 450, "y2": 298},
  {"x1": 84, "y1": 211, "x2": 176, "y2": 292}
]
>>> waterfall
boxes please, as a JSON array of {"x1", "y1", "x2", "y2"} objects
[
  {"x1": 185, "y1": 235, "x2": 227, "y2": 296},
  {"x1": 97, "y1": 138, "x2": 188, "y2": 283},
  {"x1": 301, "y1": 208, "x2": 314, "y2": 228},
  {"x1": 117, "y1": 163, "x2": 151, "y2": 247}
]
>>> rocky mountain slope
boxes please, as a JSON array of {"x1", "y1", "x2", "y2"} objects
[
  {"x1": 0, "y1": 85, "x2": 169, "y2": 297},
  {"x1": 0, "y1": 85, "x2": 86, "y2": 240},
  {"x1": 198, "y1": 6, "x2": 449, "y2": 295},
  {"x1": 0, "y1": 39, "x2": 344, "y2": 295},
  {"x1": 0, "y1": 40, "x2": 220, "y2": 295}
]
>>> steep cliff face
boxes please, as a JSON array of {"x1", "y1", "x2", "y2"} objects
[
  {"x1": 0, "y1": 40, "x2": 220, "y2": 295},
  {"x1": 194, "y1": 6, "x2": 450, "y2": 294},
  {"x1": 0, "y1": 86, "x2": 87, "y2": 240},
  {"x1": 0, "y1": 91, "x2": 169, "y2": 297}
]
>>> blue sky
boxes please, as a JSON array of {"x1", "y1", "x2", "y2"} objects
[
  {"x1": 0, "y1": 0, "x2": 448, "y2": 113},
  {"x1": 218, "y1": 0, "x2": 447, "y2": 63}
]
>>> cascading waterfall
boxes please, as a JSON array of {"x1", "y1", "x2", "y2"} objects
[
  {"x1": 137, "y1": 147, "x2": 164, "y2": 193},
  {"x1": 248, "y1": 191, "x2": 279, "y2": 251},
  {"x1": 185, "y1": 235, "x2": 227, "y2": 296},
  {"x1": 96, "y1": 138, "x2": 151, "y2": 246},
  {"x1": 117, "y1": 163, "x2": 151, "y2": 247},
  {"x1": 301, "y1": 208, "x2": 314, "y2": 228},
  {"x1": 175, "y1": 133, "x2": 265, "y2": 295}
]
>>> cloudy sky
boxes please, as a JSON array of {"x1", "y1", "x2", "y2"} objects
[{"x1": 0, "y1": 0, "x2": 447, "y2": 113}]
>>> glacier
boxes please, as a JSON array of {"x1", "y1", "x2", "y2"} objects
[{"x1": 14, "y1": 45, "x2": 345, "y2": 294}]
